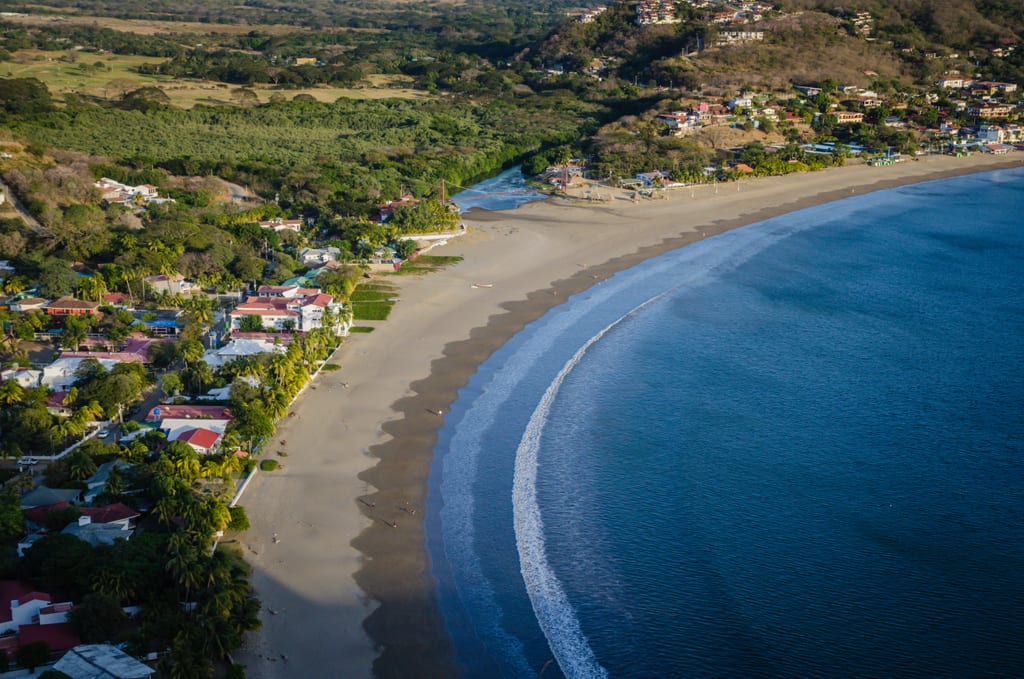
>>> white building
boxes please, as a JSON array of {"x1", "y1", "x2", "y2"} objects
[
  {"x1": 42, "y1": 357, "x2": 120, "y2": 392},
  {"x1": 230, "y1": 287, "x2": 341, "y2": 333},
  {"x1": 202, "y1": 338, "x2": 286, "y2": 369},
  {"x1": 257, "y1": 217, "x2": 303, "y2": 233},
  {"x1": 94, "y1": 177, "x2": 167, "y2": 206},
  {"x1": 299, "y1": 246, "x2": 342, "y2": 266},
  {"x1": 159, "y1": 417, "x2": 231, "y2": 443}
]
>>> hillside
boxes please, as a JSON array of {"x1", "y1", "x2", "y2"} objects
[{"x1": 530, "y1": 0, "x2": 1023, "y2": 90}]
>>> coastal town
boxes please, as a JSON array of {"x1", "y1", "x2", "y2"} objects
[{"x1": 0, "y1": 0, "x2": 1022, "y2": 674}]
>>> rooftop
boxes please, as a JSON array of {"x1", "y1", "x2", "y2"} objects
[{"x1": 54, "y1": 644, "x2": 155, "y2": 678}]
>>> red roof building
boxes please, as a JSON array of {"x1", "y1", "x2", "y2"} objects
[
  {"x1": 18, "y1": 621, "x2": 81, "y2": 654},
  {"x1": 176, "y1": 427, "x2": 221, "y2": 454},
  {"x1": 145, "y1": 404, "x2": 232, "y2": 423},
  {"x1": 81, "y1": 503, "x2": 140, "y2": 525}
]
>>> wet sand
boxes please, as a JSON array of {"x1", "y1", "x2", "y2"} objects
[{"x1": 235, "y1": 153, "x2": 1022, "y2": 678}]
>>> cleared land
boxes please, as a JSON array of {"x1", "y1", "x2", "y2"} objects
[{"x1": 5, "y1": 50, "x2": 429, "y2": 107}]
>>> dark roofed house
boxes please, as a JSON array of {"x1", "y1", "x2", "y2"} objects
[{"x1": 20, "y1": 486, "x2": 81, "y2": 509}]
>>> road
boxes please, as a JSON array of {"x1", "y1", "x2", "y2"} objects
[{"x1": 0, "y1": 176, "x2": 45, "y2": 234}]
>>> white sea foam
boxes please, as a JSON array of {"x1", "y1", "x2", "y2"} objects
[
  {"x1": 512, "y1": 286, "x2": 676, "y2": 679},
  {"x1": 440, "y1": 205, "x2": 838, "y2": 676}
]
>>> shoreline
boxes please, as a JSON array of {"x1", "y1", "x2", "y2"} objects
[{"x1": 236, "y1": 153, "x2": 1022, "y2": 679}]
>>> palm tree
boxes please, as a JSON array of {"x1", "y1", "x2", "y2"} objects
[
  {"x1": 166, "y1": 544, "x2": 203, "y2": 598},
  {"x1": 68, "y1": 450, "x2": 98, "y2": 480},
  {"x1": 104, "y1": 467, "x2": 125, "y2": 498},
  {"x1": 153, "y1": 496, "x2": 179, "y2": 526},
  {"x1": 83, "y1": 272, "x2": 108, "y2": 302},
  {"x1": 93, "y1": 569, "x2": 133, "y2": 604},
  {"x1": 0, "y1": 380, "x2": 23, "y2": 407},
  {"x1": 180, "y1": 340, "x2": 205, "y2": 366}
]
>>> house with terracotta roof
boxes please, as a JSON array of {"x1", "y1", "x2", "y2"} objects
[
  {"x1": 102, "y1": 292, "x2": 132, "y2": 307},
  {"x1": 46, "y1": 391, "x2": 73, "y2": 417},
  {"x1": 46, "y1": 296, "x2": 101, "y2": 317},
  {"x1": 144, "y1": 404, "x2": 232, "y2": 423},
  {"x1": 231, "y1": 286, "x2": 340, "y2": 333}
]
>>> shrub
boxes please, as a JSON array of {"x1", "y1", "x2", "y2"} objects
[
  {"x1": 228, "y1": 505, "x2": 250, "y2": 532},
  {"x1": 259, "y1": 459, "x2": 278, "y2": 471}
]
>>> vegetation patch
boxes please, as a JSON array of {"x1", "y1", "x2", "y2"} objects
[
  {"x1": 392, "y1": 255, "x2": 464, "y2": 275},
  {"x1": 349, "y1": 326, "x2": 376, "y2": 333},
  {"x1": 320, "y1": 363, "x2": 341, "y2": 371},
  {"x1": 351, "y1": 300, "x2": 395, "y2": 320},
  {"x1": 259, "y1": 459, "x2": 279, "y2": 471},
  {"x1": 349, "y1": 289, "x2": 397, "y2": 302}
]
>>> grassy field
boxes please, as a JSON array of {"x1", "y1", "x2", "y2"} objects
[
  {"x1": 349, "y1": 289, "x2": 399, "y2": 302},
  {"x1": 391, "y1": 255, "x2": 464, "y2": 276},
  {"x1": 0, "y1": 10, "x2": 382, "y2": 36},
  {"x1": 350, "y1": 300, "x2": 395, "y2": 321},
  {"x1": 5, "y1": 50, "x2": 429, "y2": 107}
]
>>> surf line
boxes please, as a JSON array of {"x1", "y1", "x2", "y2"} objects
[{"x1": 512, "y1": 286, "x2": 675, "y2": 679}]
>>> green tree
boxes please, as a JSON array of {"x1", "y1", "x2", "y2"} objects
[
  {"x1": 61, "y1": 315, "x2": 90, "y2": 351},
  {"x1": 68, "y1": 592, "x2": 127, "y2": 642},
  {"x1": 238, "y1": 315, "x2": 264, "y2": 332},
  {"x1": 15, "y1": 641, "x2": 50, "y2": 671},
  {"x1": 0, "y1": 487, "x2": 25, "y2": 543}
]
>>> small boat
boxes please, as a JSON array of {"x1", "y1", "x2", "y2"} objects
[{"x1": 471, "y1": 282, "x2": 494, "y2": 288}]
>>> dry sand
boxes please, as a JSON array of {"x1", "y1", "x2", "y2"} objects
[{"x1": 235, "y1": 153, "x2": 1022, "y2": 678}]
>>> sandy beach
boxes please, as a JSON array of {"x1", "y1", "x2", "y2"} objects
[{"x1": 234, "y1": 152, "x2": 1022, "y2": 678}]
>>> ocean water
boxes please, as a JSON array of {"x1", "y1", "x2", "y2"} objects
[{"x1": 427, "y1": 168, "x2": 1024, "y2": 678}]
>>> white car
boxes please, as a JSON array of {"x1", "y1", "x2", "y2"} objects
[{"x1": 97, "y1": 430, "x2": 110, "y2": 439}]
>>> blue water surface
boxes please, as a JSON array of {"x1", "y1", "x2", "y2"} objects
[
  {"x1": 451, "y1": 166, "x2": 546, "y2": 212},
  {"x1": 429, "y1": 168, "x2": 1024, "y2": 679}
]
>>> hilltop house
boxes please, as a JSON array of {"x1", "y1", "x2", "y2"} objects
[
  {"x1": 257, "y1": 217, "x2": 303, "y2": 233},
  {"x1": 94, "y1": 177, "x2": 164, "y2": 206},
  {"x1": 145, "y1": 274, "x2": 193, "y2": 296}
]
